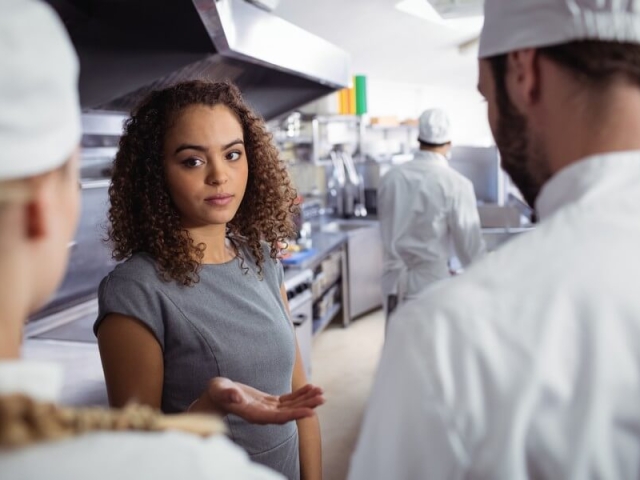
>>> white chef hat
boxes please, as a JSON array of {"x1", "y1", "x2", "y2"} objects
[
  {"x1": 0, "y1": 0, "x2": 81, "y2": 181},
  {"x1": 418, "y1": 108, "x2": 452, "y2": 145},
  {"x1": 479, "y1": 0, "x2": 640, "y2": 59}
]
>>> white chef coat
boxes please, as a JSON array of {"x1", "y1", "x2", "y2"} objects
[
  {"x1": 349, "y1": 151, "x2": 640, "y2": 480},
  {"x1": 378, "y1": 151, "x2": 485, "y2": 301},
  {"x1": 0, "y1": 360, "x2": 283, "y2": 480}
]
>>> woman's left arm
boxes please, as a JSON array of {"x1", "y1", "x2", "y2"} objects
[{"x1": 281, "y1": 285, "x2": 323, "y2": 480}]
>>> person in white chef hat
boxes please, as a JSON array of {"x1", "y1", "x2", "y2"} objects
[
  {"x1": 0, "y1": 1, "x2": 316, "y2": 479},
  {"x1": 349, "y1": 1, "x2": 640, "y2": 479},
  {"x1": 378, "y1": 108, "x2": 485, "y2": 320}
]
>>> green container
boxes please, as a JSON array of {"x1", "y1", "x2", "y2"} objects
[{"x1": 354, "y1": 75, "x2": 368, "y2": 115}]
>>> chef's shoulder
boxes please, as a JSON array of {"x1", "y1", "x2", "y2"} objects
[
  {"x1": 383, "y1": 232, "x2": 545, "y2": 444},
  {"x1": 378, "y1": 163, "x2": 410, "y2": 188},
  {"x1": 0, "y1": 430, "x2": 283, "y2": 480},
  {"x1": 389, "y1": 223, "x2": 550, "y2": 370},
  {"x1": 442, "y1": 166, "x2": 476, "y2": 198}
]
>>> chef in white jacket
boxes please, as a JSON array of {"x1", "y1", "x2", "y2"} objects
[
  {"x1": 0, "y1": 2, "x2": 317, "y2": 479},
  {"x1": 378, "y1": 108, "x2": 485, "y2": 317},
  {"x1": 349, "y1": 1, "x2": 640, "y2": 479}
]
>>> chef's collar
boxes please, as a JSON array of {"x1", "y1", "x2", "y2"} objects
[
  {"x1": 0, "y1": 360, "x2": 63, "y2": 402},
  {"x1": 414, "y1": 150, "x2": 449, "y2": 166},
  {"x1": 536, "y1": 150, "x2": 640, "y2": 220}
]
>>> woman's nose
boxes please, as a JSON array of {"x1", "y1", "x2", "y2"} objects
[{"x1": 206, "y1": 160, "x2": 228, "y2": 185}]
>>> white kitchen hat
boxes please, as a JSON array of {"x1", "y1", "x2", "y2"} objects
[
  {"x1": 418, "y1": 108, "x2": 452, "y2": 145},
  {"x1": 0, "y1": 0, "x2": 81, "y2": 181},
  {"x1": 479, "y1": 0, "x2": 640, "y2": 59}
]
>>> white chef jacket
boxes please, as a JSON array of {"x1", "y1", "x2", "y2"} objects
[
  {"x1": 378, "y1": 151, "x2": 485, "y2": 300},
  {"x1": 349, "y1": 151, "x2": 640, "y2": 480},
  {"x1": 0, "y1": 360, "x2": 283, "y2": 480}
]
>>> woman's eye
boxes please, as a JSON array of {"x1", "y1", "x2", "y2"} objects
[
  {"x1": 181, "y1": 157, "x2": 204, "y2": 168},
  {"x1": 227, "y1": 151, "x2": 242, "y2": 162}
]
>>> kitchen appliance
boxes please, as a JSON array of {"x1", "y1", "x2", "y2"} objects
[
  {"x1": 357, "y1": 160, "x2": 382, "y2": 216},
  {"x1": 327, "y1": 148, "x2": 366, "y2": 218},
  {"x1": 449, "y1": 146, "x2": 505, "y2": 205},
  {"x1": 45, "y1": 0, "x2": 350, "y2": 121},
  {"x1": 342, "y1": 222, "x2": 383, "y2": 320},
  {"x1": 285, "y1": 269, "x2": 314, "y2": 379}
]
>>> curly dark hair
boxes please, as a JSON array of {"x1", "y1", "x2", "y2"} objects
[{"x1": 107, "y1": 80, "x2": 298, "y2": 286}]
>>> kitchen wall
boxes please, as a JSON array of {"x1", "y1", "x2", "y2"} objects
[
  {"x1": 368, "y1": 79, "x2": 493, "y2": 147},
  {"x1": 273, "y1": 0, "x2": 494, "y2": 147},
  {"x1": 300, "y1": 78, "x2": 494, "y2": 147}
]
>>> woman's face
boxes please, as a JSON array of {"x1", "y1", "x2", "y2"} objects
[{"x1": 163, "y1": 104, "x2": 249, "y2": 229}]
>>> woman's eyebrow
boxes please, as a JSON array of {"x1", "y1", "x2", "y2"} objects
[
  {"x1": 222, "y1": 139, "x2": 244, "y2": 150},
  {"x1": 174, "y1": 139, "x2": 244, "y2": 154},
  {"x1": 174, "y1": 144, "x2": 208, "y2": 155}
]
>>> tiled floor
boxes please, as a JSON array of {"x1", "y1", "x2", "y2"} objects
[{"x1": 311, "y1": 310, "x2": 386, "y2": 480}]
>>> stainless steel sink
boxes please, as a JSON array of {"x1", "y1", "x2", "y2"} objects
[{"x1": 321, "y1": 220, "x2": 378, "y2": 233}]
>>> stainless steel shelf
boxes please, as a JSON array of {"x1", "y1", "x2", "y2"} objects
[
  {"x1": 313, "y1": 276, "x2": 342, "y2": 303},
  {"x1": 313, "y1": 302, "x2": 341, "y2": 337}
]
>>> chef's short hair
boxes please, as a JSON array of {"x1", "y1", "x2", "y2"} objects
[
  {"x1": 488, "y1": 40, "x2": 640, "y2": 93},
  {"x1": 419, "y1": 139, "x2": 451, "y2": 149}
]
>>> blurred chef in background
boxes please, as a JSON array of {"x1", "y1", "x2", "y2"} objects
[
  {"x1": 378, "y1": 108, "x2": 485, "y2": 319},
  {"x1": 349, "y1": 0, "x2": 640, "y2": 478}
]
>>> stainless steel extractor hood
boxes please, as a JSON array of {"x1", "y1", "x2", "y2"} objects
[{"x1": 46, "y1": 0, "x2": 350, "y2": 120}]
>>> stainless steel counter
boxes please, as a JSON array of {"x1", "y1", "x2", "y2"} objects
[
  {"x1": 284, "y1": 231, "x2": 348, "y2": 271},
  {"x1": 288, "y1": 216, "x2": 385, "y2": 327}
]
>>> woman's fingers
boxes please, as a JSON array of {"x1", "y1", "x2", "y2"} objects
[
  {"x1": 279, "y1": 386, "x2": 324, "y2": 408},
  {"x1": 279, "y1": 384, "x2": 314, "y2": 402},
  {"x1": 286, "y1": 392, "x2": 325, "y2": 410},
  {"x1": 252, "y1": 407, "x2": 316, "y2": 425},
  {"x1": 210, "y1": 385, "x2": 242, "y2": 406},
  {"x1": 279, "y1": 383, "x2": 323, "y2": 403},
  {"x1": 227, "y1": 401, "x2": 315, "y2": 425}
]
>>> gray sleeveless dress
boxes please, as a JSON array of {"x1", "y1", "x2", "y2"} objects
[{"x1": 94, "y1": 242, "x2": 299, "y2": 479}]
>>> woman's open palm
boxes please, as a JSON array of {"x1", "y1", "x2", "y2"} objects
[{"x1": 207, "y1": 377, "x2": 324, "y2": 425}]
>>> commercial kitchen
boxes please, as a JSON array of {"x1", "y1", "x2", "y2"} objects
[{"x1": 21, "y1": 0, "x2": 532, "y2": 478}]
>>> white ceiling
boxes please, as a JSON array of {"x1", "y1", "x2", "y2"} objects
[{"x1": 273, "y1": 0, "x2": 482, "y2": 89}]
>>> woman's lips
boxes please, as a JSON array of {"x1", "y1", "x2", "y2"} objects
[{"x1": 205, "y1": 194, "x2": 234, "y2": 206}]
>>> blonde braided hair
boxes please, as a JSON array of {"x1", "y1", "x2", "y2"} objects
[{"x1": 0, "y1": 394, "x2": 225, "y2": 449}]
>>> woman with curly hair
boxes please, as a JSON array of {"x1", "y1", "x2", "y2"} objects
[
  {"x1": 0, "y1": 3, "x2": 300, "y2": 478},
  {"x1": 94, "y1": 80, "x2": 322, "y2": 480}
]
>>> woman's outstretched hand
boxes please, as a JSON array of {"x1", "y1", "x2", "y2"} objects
[{"x1": 189, "y1": 377, "x2": 325, "y2": 425}]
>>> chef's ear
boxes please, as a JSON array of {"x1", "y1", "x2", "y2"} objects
[
  {"x1": 25, "y1": 198, "x2": 46, "y2": 239},
  {"x1": 505, "y1": 49, "x2": 541, "y2": 111},
  {"x1": 0, "y1": 177, "x2": 47, "y2": 241},
  {"x1": 24, "y1": 174, "x2": 56, "y2": 240}
]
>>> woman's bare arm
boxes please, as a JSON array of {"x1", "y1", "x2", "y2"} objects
[
  {"x1": 96, "y1": 313, "x2": 164, "y2": 409},
  {"x1": 98, "y1": 312, "x2": 324, "y2": 425},
  {"x1": 280, "y1": 285, "x2": 323, "y2": 480}
]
